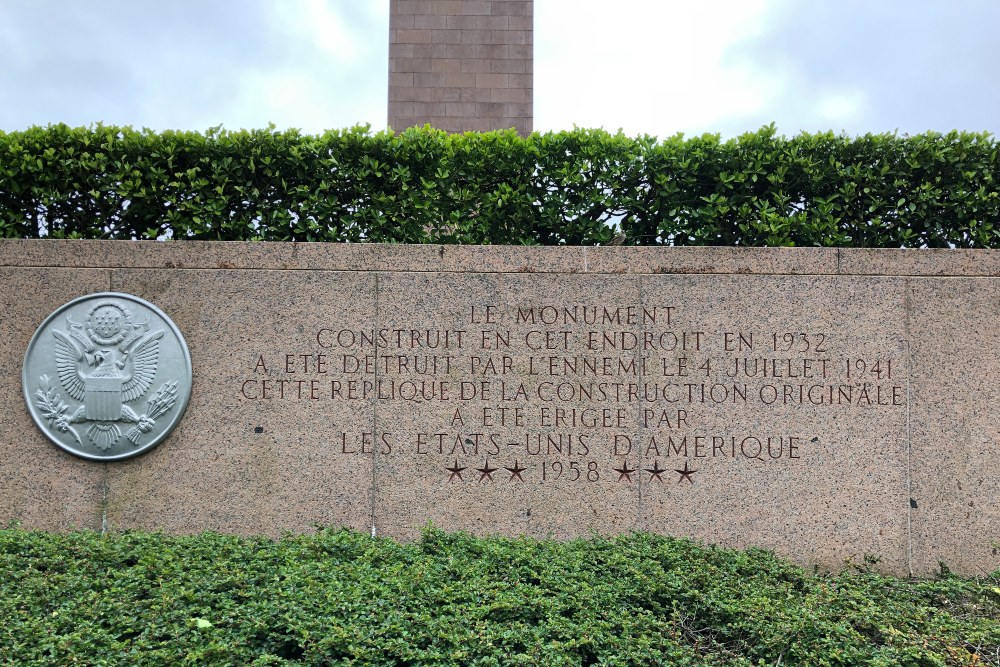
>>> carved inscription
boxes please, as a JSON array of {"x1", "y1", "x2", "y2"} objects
[{"x1": 239, "y1": 303, "x2": 905, "y2": 487}]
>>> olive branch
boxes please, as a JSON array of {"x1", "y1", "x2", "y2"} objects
[{"x1": 34, "y1": 374, "x2": 83, "y2": 447}]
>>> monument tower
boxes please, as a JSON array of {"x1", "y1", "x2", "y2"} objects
[{"x1": 388, "y1": 0, "x2": 533, "y2": 135}]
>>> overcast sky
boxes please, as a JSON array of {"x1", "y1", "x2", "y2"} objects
[{"x1": 1, "y1": 0, "x2": 998, "y2": 139}]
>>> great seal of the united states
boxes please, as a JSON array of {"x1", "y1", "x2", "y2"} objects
[{"x1": 22, "y1": 292, "x2": 192, "y2": 461}]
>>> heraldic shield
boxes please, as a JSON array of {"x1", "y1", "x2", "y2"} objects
[{"x1": 22, "y1": 293, "x2": 192, "y2": 461}]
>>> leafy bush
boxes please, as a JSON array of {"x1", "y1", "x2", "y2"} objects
[
  {"x1": 1, "y1": 124, "x2": 997, "y2": 247},
  {"x1": 0, "y1": 527, "x2": 998, "y2": 665}
]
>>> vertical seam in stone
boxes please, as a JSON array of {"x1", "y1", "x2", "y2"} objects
[
  {"x1": 100, "y1": 464, "x2": 109, "y2": 534},
  {"x1": 582, "y1": 247, "x2": 589, "y2": 273},
  {"x1": 904, "y1": 337, "x2": 913, "y2": 576},
  {"x1": 903, "y1": 279, "x2": 913, "y2": 576},
  {"x1": 102, "y1": 269, "x2": 114, "y2": 535},
  {"x1": 635, "y1": 274, "x2": 644, "y2": 531},
  {"x1": 371, "y1": 272, "x2": 381, "y2": 538}
]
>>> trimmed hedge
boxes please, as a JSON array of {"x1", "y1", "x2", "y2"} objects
[
  {"x1": 1, "y1": 527, "x2": 998, "y2": 666},
  {"x1": 0, "y1": 123, "x2": 998, "y2": 247}
]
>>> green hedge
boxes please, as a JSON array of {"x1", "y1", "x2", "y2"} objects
[
  {"x1": 1, "y1": 527, "x2": 998, "y2": 666},
  {"x1": 1, "y1": 123, "x2": 998, "y2": 247}
]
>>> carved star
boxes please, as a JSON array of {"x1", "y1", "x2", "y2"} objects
[
  {"x1": 645, "y1": 460, "x2": 667, "y2": 483},
  {"x1": 613, "y1": 460, "x2": 636, "y2": 483},
  {"x1": 446, "y1": 459, "x2": 466, "y2": 482},
  {"x1": 675, "y1": 461, "x2": 697, "y2": 484},
  {"x1": 505, "y1": 460, "x2": 527, "y2": 482},
  {"x1": 477, "y1": 459, "x2": 498, "y2": 482}
]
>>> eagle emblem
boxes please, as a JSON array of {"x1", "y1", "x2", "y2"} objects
[{"x1": 33, "y1": 300, "x2": 179, "y2": 450}]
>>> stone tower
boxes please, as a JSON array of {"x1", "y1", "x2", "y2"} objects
[{"x1": 388, "y1": 0, "x2": 533, "y2": 135}]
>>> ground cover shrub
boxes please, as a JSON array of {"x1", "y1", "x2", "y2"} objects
[
  {"x1": 1, "y1": 124, "x2": 997, "y2": 247},
  {"x1": 0, "y1": 527, "x2": 998, "y2": 666}
]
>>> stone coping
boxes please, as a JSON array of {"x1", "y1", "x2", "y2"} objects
[{"x1": 2, "y1": 240, "x2": 998, "y2": 276}]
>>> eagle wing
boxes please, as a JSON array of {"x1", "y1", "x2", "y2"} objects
[
  {"x1": 121, "y1": 331, "x2": 163, "y2": 402},
  {"x1": 52, "y1": 330, "x2": 86, "y2": 401}
]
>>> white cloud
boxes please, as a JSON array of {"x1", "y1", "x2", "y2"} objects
[
  {"x1": 723, "y1": 0, "x2": 1000, "y2": 136},
  {"x1": 0, "y1": 0, "x2": 389, "y2": 133},
  {"x1": 212, "y1": 67, "x2": 385, "y2": 134},
  {"x1": 815, "y1": 90, "x2": 867, "y2": 126},
  {"x1": 272, "y1": 0, "x2": 364, "y2": 63},
  {"x1": 536, "y1": 0, "x2": 1000, "y2": 138},
  {"x1": 217, "y1": 1, "x2": 389, "y2": 132},
  {"x1": 535, "y1": 0, "x2": 780, "y2": 137},
  {"x1": 0, "y1": 0, "x2": 997, "y2": 137}
]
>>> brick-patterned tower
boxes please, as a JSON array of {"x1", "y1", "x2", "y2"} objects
[{"x1": 388, "y1": 0, "x2": 533, "y2": 135}]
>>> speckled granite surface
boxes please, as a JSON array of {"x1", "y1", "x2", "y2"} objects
[{"x1": 2, "y1": 240, "x2": 997, "y2": 575}]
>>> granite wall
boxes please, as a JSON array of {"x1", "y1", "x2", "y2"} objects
[{"x1": 1, "y1": 240, "x2": 998, "y2": 576}]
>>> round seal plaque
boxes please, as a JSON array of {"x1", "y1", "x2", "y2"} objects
[{"x1": 22, "y1": 292, "x2": 192, "y2": 461}]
